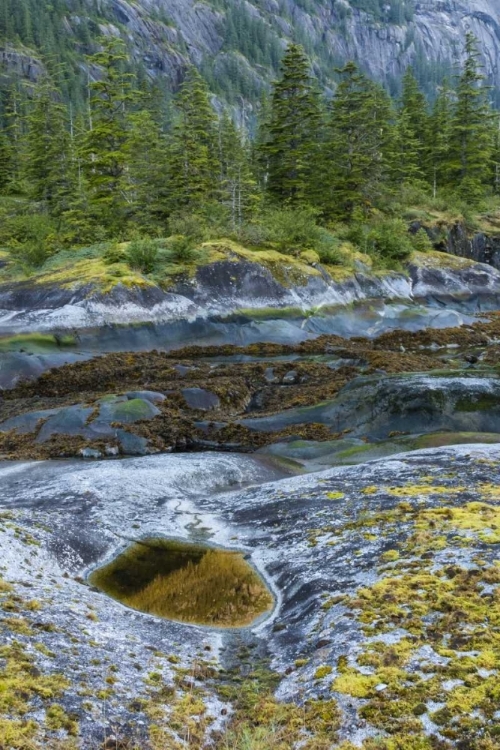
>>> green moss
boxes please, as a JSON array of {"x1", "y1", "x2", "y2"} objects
[
  {"x1": 112, "y1": 398, "x2": 158, "y2": 423},
  {"x1": 455, "y1": 393, "x2": 500, "y2": 412},
  {"x1": 333, "y1": 670, "x2": 379, "y2": 698},
  {"x1": 314, "y1": 665, "x2": 333, "y2": 680},
  {"x1": 0, "y1": 333, "x2": 77, "y2": 353}
]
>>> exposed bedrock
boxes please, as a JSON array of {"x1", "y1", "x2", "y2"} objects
[{"x1": 2, "y1": 445, "x2": 500, "y2": 746}]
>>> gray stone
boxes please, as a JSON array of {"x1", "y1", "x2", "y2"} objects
[
  {"x1": 36, "y1": 406, "x2": 94, "y2": 443},
  {"x1": 125, "y1": 390, "x2": 166, "y2": 403},
  {"x1": 182, "y1": 387, "x2": 220, "y2": 411}
]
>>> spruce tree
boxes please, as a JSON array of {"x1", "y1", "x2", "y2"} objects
[
  {"x1": 80, "y1": 36, "x2": 138, "y2": 234},
  {"x1": 218, "y1": 112, "x2": 260, "y2": 232},
  {"x1": 24, "y1": 76, "x2": 73, "y2": 215},
  {"x1": 449, "y1": 32, "x2": 492, "y2": 202},
  {"x1": 393, "y1": 68, "x2": 428, "y2": 186},
  {"x1": 391, "y1": 109, "x2": 424, "y2": 187},
  {"x1": 0, "y1": 128, "x2": 12, "y2": 193},
  {"x1": 400, "y1": 68, "x2": 428, "y2": 147},
  {"x1": 324, "y1": 62, "x2": 392, "y2": 219},
  {"x1": 126, "y1": 110, "x2": 168, "y2": 233},
  {"x1": 427, "y1": 82, "x2": 453, "y2": 196},
  {"x1": 260, "y1": 44, "x2": 322, "y2": 206},
  {"x1": 166, "y1": 67, "x2": 219, "y2": 214}
]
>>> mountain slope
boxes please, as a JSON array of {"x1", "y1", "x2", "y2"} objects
[{"x1": 1, "y1": 0, "x2": 500, "y2": 107}]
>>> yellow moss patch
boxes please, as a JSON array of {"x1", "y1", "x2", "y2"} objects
[
  {"x1": 314, "y1": 665, "x2": 333, "y2": 680},
  {"x1": 332, "y1": 670, "x2": 379, "y2": 698},
  {"x1": 326, "y1": 491, "x2": 345, "y2": 501},
  {"x1": 417, "y1": 501, "x2": 500, "y2": 542},
  {"x1": 381, "y1": 550, "x2": 400, "y2": 562},
  {"x1": 410, "y1": 249, "x2": 479, "y2": 271},
  {"x1": 388, "y1": 484, "x2": 464, "y2": 497},
  {"x1": 34, "y1": 257, "x2": 152, "y2": 292}
]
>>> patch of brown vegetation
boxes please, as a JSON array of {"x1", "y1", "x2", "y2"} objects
[{"x1": 2, "y1": 315, "x2": 498, "y2": 460}]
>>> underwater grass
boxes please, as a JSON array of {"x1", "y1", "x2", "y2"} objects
[{"x1": 90, "y1": 539, "x2": 273, "y2": 627}]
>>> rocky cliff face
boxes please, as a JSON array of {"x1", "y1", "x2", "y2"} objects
[
  {"x1": 97, "y1": 0, "x2": 500, "y2": 96},
  {"x1": 3, "y1": 0, "x2": 500, "y2": 104}
]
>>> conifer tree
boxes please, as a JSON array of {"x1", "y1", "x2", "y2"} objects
[
  {"x1": 490, "y1": 114, "x2": 500, "y2": 195},
  {"x1": 24, "y1": 76, "x2": 73, "y2": 215},
  {"x1": 0, "y1": 128, "x2": 12, "y2": 192},
  {"x1": 261, "y1": 44, "x2": 322, "y2": 206},
  {"x1": 427, "y1": 82, "x2": 453, "y2": 196},
  {"x1": 80, "y1": 36, "x2": 138, "y2": 233},
  {"x1": 3, "y1": 84, "x2": 28, "y2": 192},
  {"x1": 166, "y1": 68, "x2": 219, "y2": 213},
  {"x1": 449, "y1": 32, "x2": 492, "y2": 202},
  {"x1": 218, "y1": 112, "x2": 260, "y2": 231},
  {"x1": 126, "y1": 110, "x2": 168, "y2": 232},
  {"x1": 400, "y1": 68, "x2": 428, "y2": 147},
  {"x1": 324, "y1": 62, "x2": 392, "y2": 219},
  {"x1": 391, "y1": 109, "x2": 424, "y2": 187}
]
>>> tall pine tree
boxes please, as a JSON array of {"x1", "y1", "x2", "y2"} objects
[
  {"x1": 24, "y1": 76, "x2": 74, "y2": 216},
  {"x1": 260, "y1": 44, "x2": 322, "y2": 206},
  {"x1": 218, "y1": 112, "x2": 260, "y2": 232},
  {"x1": 449, "y1": 32, "x2": 492, "y2": 202},
  {"x1": 324, "y1": 63, "x2": 392, "y2": 219},
  {"x1": 166, "y1": 68, "x2": 219, "y2": 214},
  {"x1": 80, "y1": 37, "x2": 138, "y2": 233}
]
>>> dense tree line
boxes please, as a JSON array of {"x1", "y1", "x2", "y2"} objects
[{"x1": 0, "y1": 33, "x2": 497, "y2": 267}]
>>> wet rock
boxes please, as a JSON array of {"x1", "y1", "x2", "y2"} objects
[
  {"x1": 98, "y1": 397, "x2": 161, "y2": 424},
  {"x1": 79, "y1": 447, "x2": 102, "y2": 459},
  {"x1": 264, "y1": 367, "x2": 278, "y2": 384},
  {"x1": 174, "y1": 364, "x2": 193, "y2": 376},
  {"x1": 124, "y1": 390, "x2": 166, "y2": 403},
  {"x1": 182, "y1": 387, "x2": 220, "y2": 411},
  {"x1": 0, "y1": 408, "x2": 59, "y2": 434},
  {"x1": 282, "y1": 370, "x2": 298, "y2": 384},
  {"x1": 115, "y1": 429, "x2": 150, "y2": 456},
  {"x1": 242, "y1": 373, "x2": 500, "y2": 440},
  {"x1": 36, "y1": 405, "x2": 94, "y2": 443}
]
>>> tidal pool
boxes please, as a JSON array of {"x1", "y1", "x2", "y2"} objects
[{"x1": 89, "y1": 538, "x2": 274, "y2": 627}]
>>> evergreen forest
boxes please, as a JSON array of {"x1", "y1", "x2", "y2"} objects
[{"x1": 0, "y1": 32, "x2": 498, "y2": 277}]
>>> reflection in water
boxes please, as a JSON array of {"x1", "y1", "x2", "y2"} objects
[{"x1": 89, "y1": 538, "x2": 273, "y2": 627}]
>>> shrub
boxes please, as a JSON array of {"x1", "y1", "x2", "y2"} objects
[
  {"x1": 316, "y1": 230, "x2": 348, "y2": 266},
  {"x1": 264, "y1": 206, "x2": 323, "y2": 255},
  {"x1": 366, "y1": 218, "x2": 414, "y2": 265},
  {"x1": 103, "y1": 243, "x2": 128, "y2": 265},
  {"x1": 168, "y1": 203, "x2": 232, "y2": 243},
  {"x1": 411, "y1": 227, "x2": 433, "y2": 253},
  {"x1": 167, "y1": 234, "x2": 199, "y2": 263},
  {"x1": 238, "y1": 206, "x2": 323, "y2": 256},
  {"x1": 4, "y1": 213, "x2": 58, "y2": 268},
  {"x1": 126, "y1": 238, "x2": 159, "y2": 274}
]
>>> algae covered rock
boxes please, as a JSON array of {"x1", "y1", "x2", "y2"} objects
[{"x1": 98, "y1": 397, "x2": 161, "y2": 424}]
